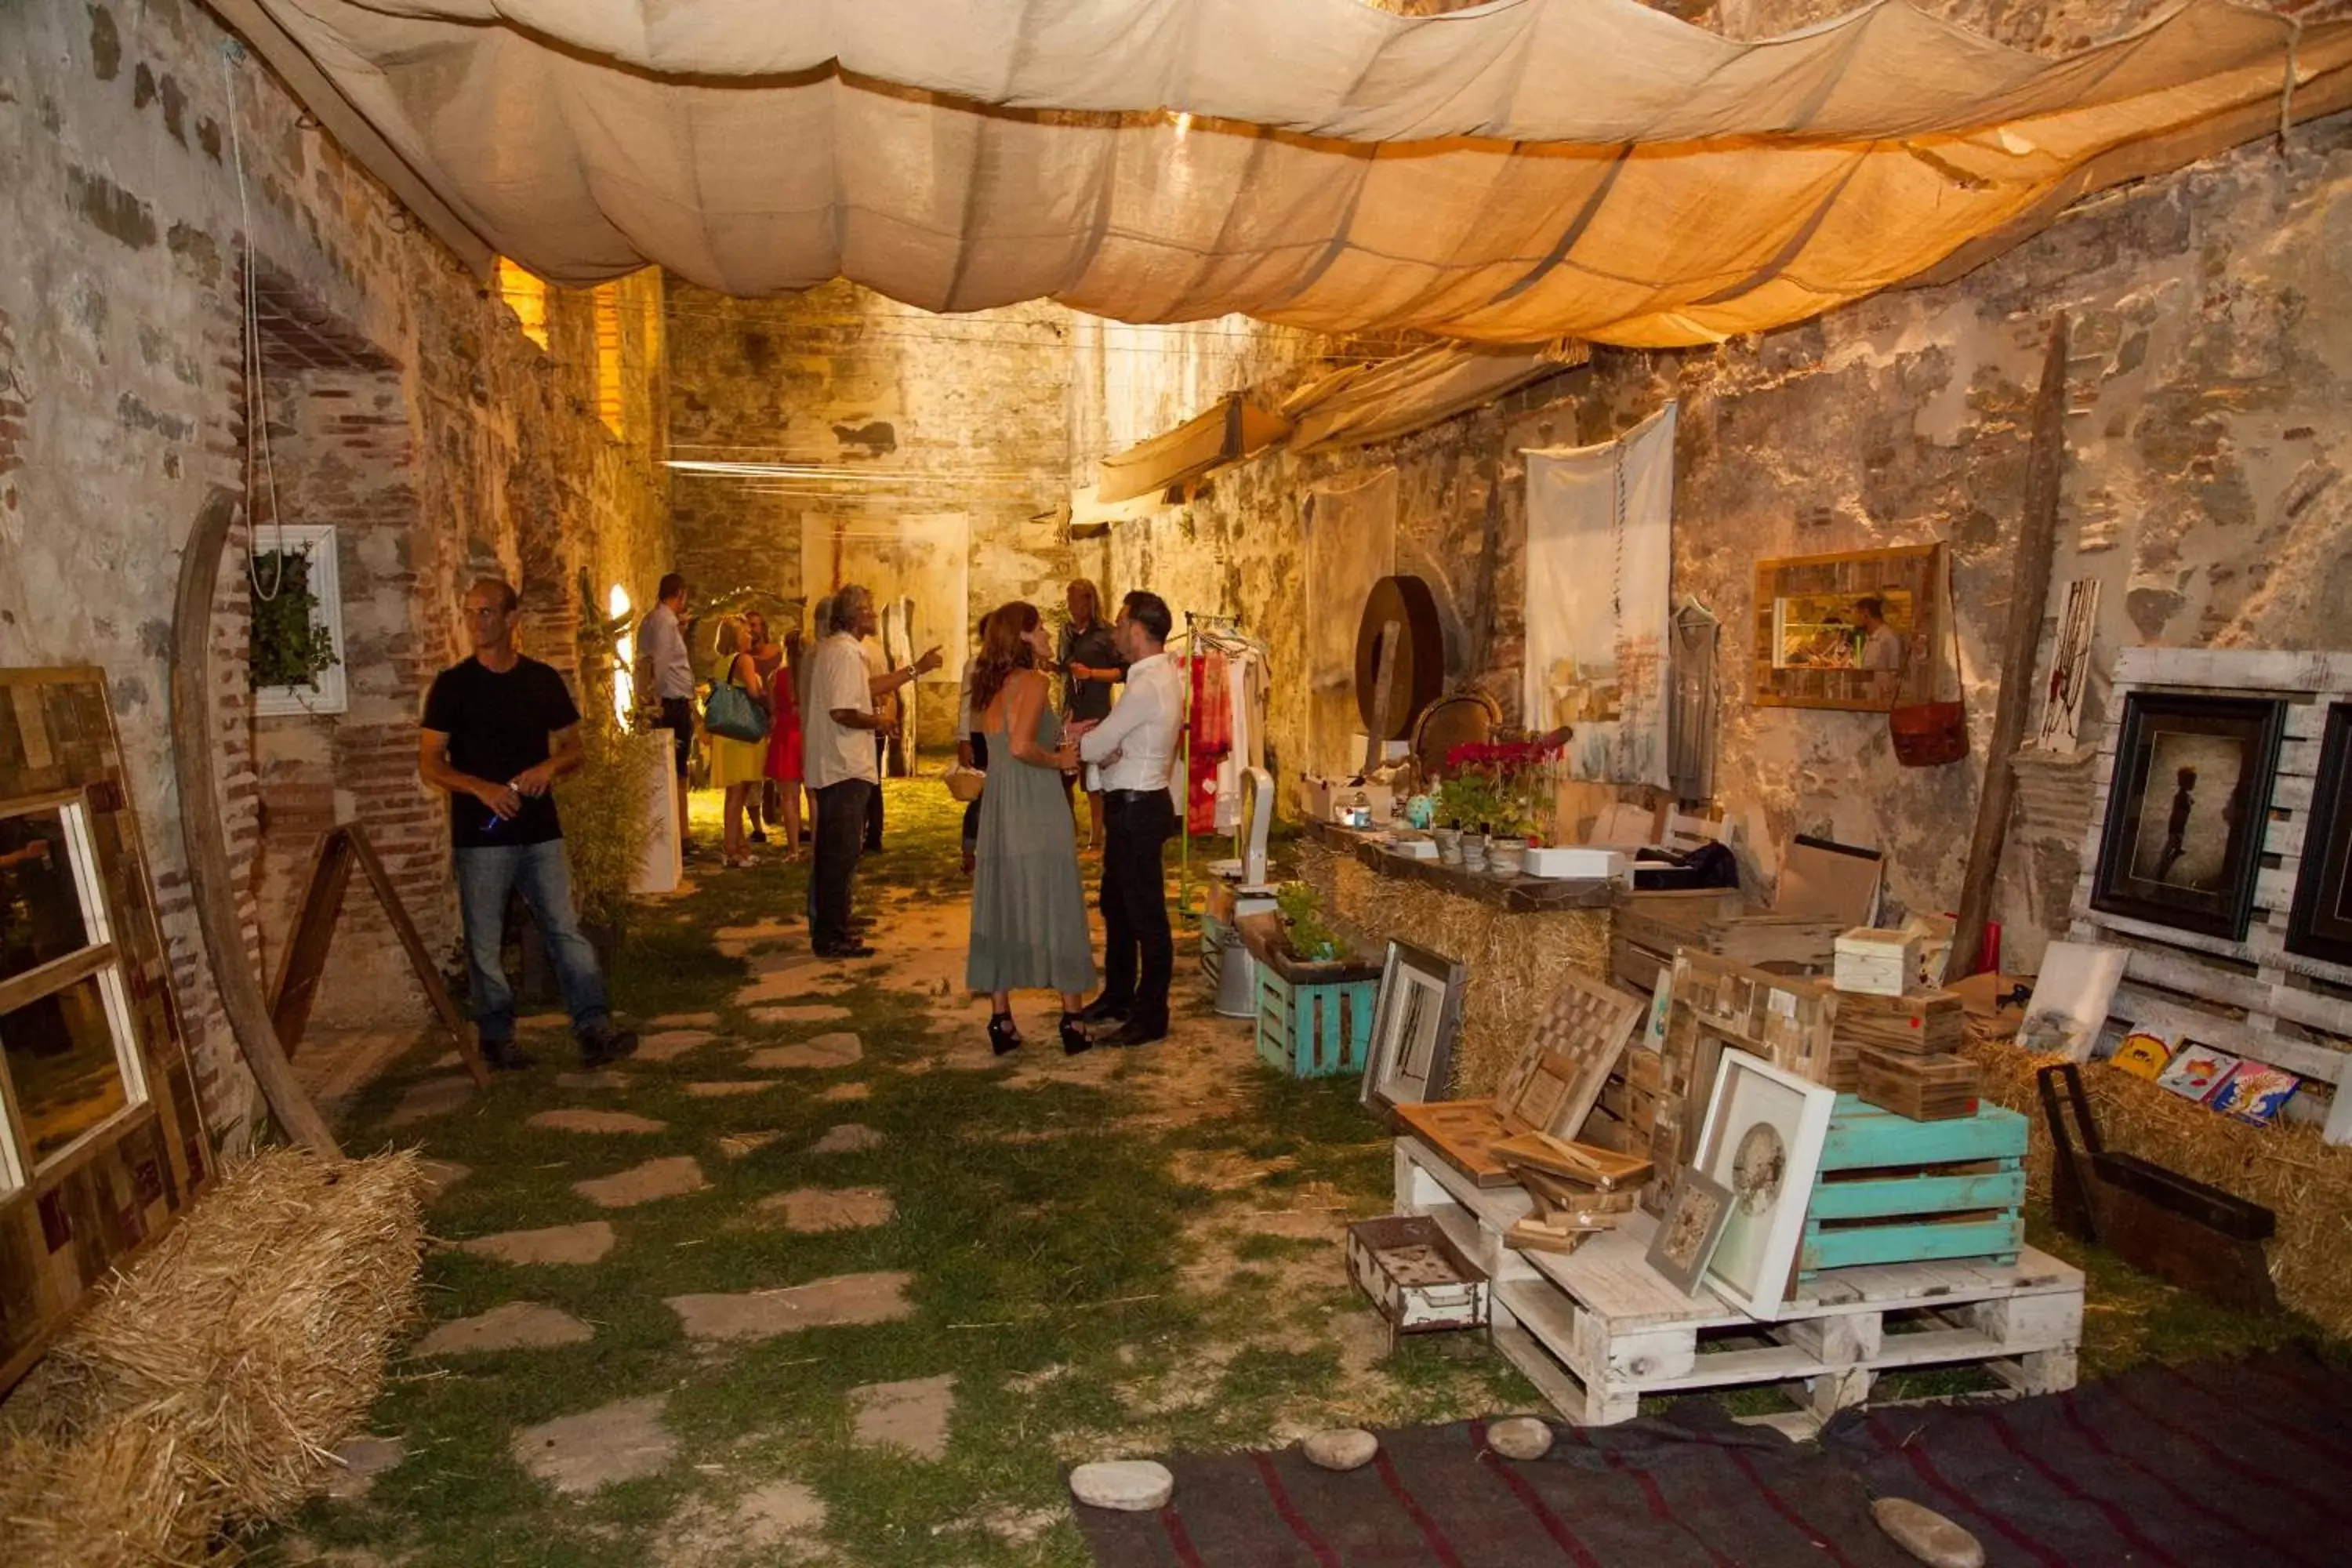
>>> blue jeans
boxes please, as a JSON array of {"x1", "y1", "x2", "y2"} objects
[{"x1": 455, "y1": 839, "x2": 609, "y2": 1044}]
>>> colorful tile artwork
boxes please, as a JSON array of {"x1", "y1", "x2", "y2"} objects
[
  {"x1": 2154, "y1": 1044, "x2": 2241, "y2": 1102},
  {"x1": 2209, "y1": 1060, "x2": 2300, "y2": 1125},
  {"x1": 2109, "y1": 1031, "x2": 2175, "y2": 1080}
]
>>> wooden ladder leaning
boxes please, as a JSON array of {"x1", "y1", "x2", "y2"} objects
[{"x1": 270, "y1": 824, "x2": 490, "y2": 1087}]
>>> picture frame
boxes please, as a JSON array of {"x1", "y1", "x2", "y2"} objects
[
  {"x1": 2089, "y1": 692, "x2": 2284, "y2": 941},
  {"x1": 1645, "y1": 1166, "x2": 1734, "y2": 1298},
  {"x1": 1693, "y1": 1049, "x2": 1836, "y2": 1319},
  {"x1": 2285, "y1": 702, "x2": 2352, "y2": 966},
  {"x1": 1752, "y1": 543, "x2": 1943, "y2": 712},
  {"x1": 1360, "y1": 939, "x2": 1466, "y2": 1116}
]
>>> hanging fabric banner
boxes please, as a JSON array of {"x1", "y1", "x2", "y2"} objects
[
  {"x1": 1523, "y1": 405, "x2": 1677, "y2": 789},
  {"x1": 1304, "y1": 470, "x2": 1398, "y2": 779}
]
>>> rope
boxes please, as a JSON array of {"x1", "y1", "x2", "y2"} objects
[{"x1": 223, "y1": 45, "x2": 289, "y2": 601}]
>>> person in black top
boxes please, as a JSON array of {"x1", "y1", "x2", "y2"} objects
[
  {"x1": 1057, "y1": 579, "x2": 1125, "y2": 853},
  {"x1": 419, "y1": 578, "x2": 637, "y2": 1071}
]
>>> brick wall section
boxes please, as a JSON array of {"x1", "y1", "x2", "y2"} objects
[{"x1": 1, "y1": 3, "x2": 673, "y2": 1143}]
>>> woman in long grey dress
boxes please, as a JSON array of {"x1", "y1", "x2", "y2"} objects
[{"x1": 966, "y1": 602, "x2": 1096, "y2": 1055}]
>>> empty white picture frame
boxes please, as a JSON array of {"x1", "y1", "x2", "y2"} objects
[
  {"x1": 1694, "y1": 1050, "x2": 1836, "y2": 1320},
  {"x1": 2019, "y1": 941, "x2": 2129, "y2": 1062}
]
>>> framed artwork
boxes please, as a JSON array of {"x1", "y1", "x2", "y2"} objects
[
  {"x1": 1645, "y1": 1167, "x2": 1733, "y2": 1298},
  {"x1": 2089, "y1": 692, "x2": 2284, "y2": 941},
  {"x1": 1494, "y1": 972, "x2": 1644, "y2": 1139},
  {"x1": 2016, "y1": 941, "x2": 2127, "y2": 1062},
  {"x1": 1693, "y1": 1050, "x2": 1836, "y2": 1319},
  {"x1": 1361, "y1": 939, "x2": 1466, "y2": 1116},
  {"x1": 1753, "y1": 543, "x2": 1943, "y2": 712},
  {"x1": 2285, "y1": 702, "x2": 2352, "y2": 965}
]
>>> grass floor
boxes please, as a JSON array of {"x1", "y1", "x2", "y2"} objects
[{"x1": 260, "y1": 782, "x2": 2332, "y2": 1566}]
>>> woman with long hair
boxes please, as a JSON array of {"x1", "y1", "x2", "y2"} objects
[
  {"x1": 708, "y1": 614, "x2": 766, "y2": 868},
  {"x1": 750, "y1": 608, "x2": 806, "y2": 858},
  {"x1": 966, "y1": 601, "x2": 1095, "y2": 1055}
]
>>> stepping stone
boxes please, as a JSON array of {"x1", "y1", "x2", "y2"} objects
[
  {"x1": 818, "y1": 1081, "x2": 873, "y2": 1102},
  {"x1": 745, "y1": 1032, "x2": 863, "y2": 1071},
  {"x1": 387, "y1": 1075, "x2": 475, "y2": 1128},
  {"x1": 849, "y1": 1374, "x2": 956, "y2": 1461},
  {"x1": 746, "y1": 949, "x2": 809, "y2": 975},
  {"x1": 326, "y1": 1434, "x2": 405, "y2": 1500},
  {"x1": 648, "y1": 1011, "x2": 720, "y2": 1028},
  {"x1": 416, "y1": 1301, "x2": 591, "y2": 1357},
  {"x1": 808, "y1": 1123, "x2": 883, "y2": 1155},
  {"x1": 666, "y1": 1270, "x2": 914, "y2": 1342},
  {"x1": 1302, "y1": 1428, "x2": 1378, "y2": 1472},
  {"x1": 416, "y1": 1158, "x2": 471, "y2": 1199},
  {"x1": 1070, "y1": 1460, "x2": 1174, "y2": 1512},
  {"x1": 717, "y1": 1131, "x2": 783, "y2": 1160},
  {"x1": 749, "y1": 1003, "x2": 853, "y2": 1025},
  {"x1": 457, "y1": 1221, "x2": 616, "y2": 1267},
  {"x1": 1873, "y1": 1498, "x2": 1986, "y2": 1568},
  {"x1": 512, "y1": 1394, "x2": 675, "y2": 1496},
  {"x1": 715, "y1": 920, "x2": 796, "y2": 943},
  {"x1": 575, "y1": 1156, "x2": 708, "y2": 1209},
  {"x1": 759, "y1": 1186, "x2": 895, "y2": 1232},
  {"x1": 1486, "y1": 1416, "x2": 1554, "y2": 1461},
  {"x1": 635, "y1": 1029, "x2": 718, "y2": 1063},
  {"x1": 528, "y1": 1109, "x2": 668, "y2": 1134},
  {"x1": 734, "y1": 967, "x2": 833, "y2": 1006},
  {"x1": 734, "y1": 1478, "x2": 828, "y2": 1545},
  {"x1": 684, "y1": 1080, "x2": 775, "y2": 1098},
  {"x1": 555, "y1": 1069, "x2": 630, "y2": 1090}
]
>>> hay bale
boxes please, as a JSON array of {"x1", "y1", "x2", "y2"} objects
[
  {"x1": 1304, "y1": 842, "x2": 1612, "y2": 1098},
  {"x1": 0, "y1": 1148, "x2": 429, "y2": 1565},
  {"x1": 1963, "y1": 1032, "x2": 2352, "y2": 1342}
]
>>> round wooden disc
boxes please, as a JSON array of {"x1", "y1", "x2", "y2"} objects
[
  {"x1": 1412, "y1": 691, "x2": 1501, "y2": 778},
  {"x1": 1354, "y1": 575, "x2": 1446, "y2": 739}
]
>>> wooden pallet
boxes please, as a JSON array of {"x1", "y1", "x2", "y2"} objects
[
  {"x1": 1396, "y1": 1135, "x2": 2081, "y2": 1432},
  {"x1": 2067, "y1": 648, "x2": 2352, "y2": 1143}
]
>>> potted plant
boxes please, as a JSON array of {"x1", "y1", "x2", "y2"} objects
[
  {"x1": 558, "y1": 570, "x2": 659, "y2": 965},
  {"x1": 1237, "y1": 883, "x2": 1384, "y2": 1079},
  {"x1": 1445, "y1": 738, "x2": 1565, "y2": 879},
  {"x1": 1436, "y1": 771, "x2": 1498, "y2": 868}
]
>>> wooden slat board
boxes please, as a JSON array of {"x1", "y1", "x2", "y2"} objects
[
  {"x1": 2066, "y1": 648, "x2": 2352, "y2": 1143},
  {"x1": 1495, "y1": 971, "x2": 1645, "y2": 1142}
]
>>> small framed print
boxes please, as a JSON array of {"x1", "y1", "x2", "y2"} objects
[
  {"x1": 2285, "y1": 702, "x2": 2352, "y2": 966},
  {"x1": 1645, "y1": 1167, "x2": 1733, "y2": 1298},
  {"x1": 2089, "y1": 692, "x2": 2284, "y2": 941},
  {"x1": 1360, "y1": 940, "x2": 1465, "y2": 1116},
  {"x1": 1693, "y1": 1050, "x2": 1837, "y2": 1320}
]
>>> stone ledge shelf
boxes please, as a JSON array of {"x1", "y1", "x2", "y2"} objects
[{"x1": 1301, "y1": 818, "x2": 1617, "y2": 913}]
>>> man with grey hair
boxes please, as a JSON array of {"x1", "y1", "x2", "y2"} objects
[{"x1": 804, "y1": 584, "x2": 942, "y2": 957}]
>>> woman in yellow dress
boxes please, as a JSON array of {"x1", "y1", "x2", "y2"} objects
[{"x1": 708, "y1": 615, "x2": 768, "y2": 868}]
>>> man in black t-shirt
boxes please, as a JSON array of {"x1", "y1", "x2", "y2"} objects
[{"x1": 419, "y1": 578, "x2": 637, "y2": 1071}]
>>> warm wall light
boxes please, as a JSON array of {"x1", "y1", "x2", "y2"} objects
[
  {"x1": 608, "y1": 584, "x2": 632, "y2": 618},
  {"x1": 609, "y1": 583, "x2": 634, "y2": 724},
  {"x1": 495, "y1": 257, "x2": 549, "y2": 350},
  {"x1": 593, "y1": 285, "x2": 626, "y2": 437},
  {"x1": 1171, "y1": 111, "x2": 1192, "y2": 139}
]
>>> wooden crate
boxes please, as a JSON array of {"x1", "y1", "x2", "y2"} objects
[
  {"x1": 1801, "y1": 1095, "x2": 2025, "y2": 1279},
  {"x1": 1254, "y1": 960, "x2": 1377, "y2": 1077},
  {"x1": 2067, "y1": 648, "x2": 2352, "y2": 1143},
  {"x1": 1612, "y1": 887, "x2": 1842, "y2": 993},
  {"x1": 1855, "y1": 1049, "x2": 1981, "y2": 1122},
  {"x1": 1834, "y1": 987, "x2": 1965, "y2": 1054},
  {"x1": 1396, "y1": 1135, "x2": 2080, "y2": 1432},
  {"x1": 1348, "y1": 1214, "x2": 1490, "y2": 1344}
]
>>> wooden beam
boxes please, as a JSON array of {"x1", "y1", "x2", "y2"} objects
[
  {"x1": 1949, "y1": 314, "x2": 2070, "y2": 979},
  {"x1": 172, "y1": 487, "x2": 343, "y2": 1157}
]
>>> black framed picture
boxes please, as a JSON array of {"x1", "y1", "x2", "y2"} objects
[
  {"x1": 2285, "y1": 702, "x2": 2352, "y2": 967},
  {"x1": 2089, "y1": 692, "x2": 2284, "y2": 941}
]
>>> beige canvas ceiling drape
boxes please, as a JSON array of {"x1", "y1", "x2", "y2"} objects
[{"x1": 234, "y1": 0, "x2": 2352, "y2": 345}]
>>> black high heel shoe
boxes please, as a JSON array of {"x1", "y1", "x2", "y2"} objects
[
  {"x1": 988, "y1": 1013, "x2": 1022, "y2": 1056},
  {"x1": 1059, "y1": 1011, "x2": 1093, "y2": 1056}
]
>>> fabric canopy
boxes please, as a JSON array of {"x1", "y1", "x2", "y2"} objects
[
  {"x1": 230, "y1": 0, "x2": 2352, "y2": 345},
  {"x1": 1284, "y1": 339, "x2": 1590, "y2": 452},
  {"x1": 1097, "y1": 394, "x2": 1290, "y2": 502}
]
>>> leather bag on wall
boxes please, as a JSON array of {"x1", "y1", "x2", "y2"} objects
[{"x1": 1889, "y1": 556, "x2": 1965, "y2": 768}]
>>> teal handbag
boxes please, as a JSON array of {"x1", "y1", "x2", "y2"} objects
[{"x1": 704, "y1": 672, "x2": 771, "y2": 743}]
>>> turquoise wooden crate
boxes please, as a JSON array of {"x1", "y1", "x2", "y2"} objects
[
  {"x1": 1798, "y1": 1095, "x2": 2027, "y2": 1279},
  {"x1": 1254, "y1": 962, "x2": 1377, "y2": 1079}
]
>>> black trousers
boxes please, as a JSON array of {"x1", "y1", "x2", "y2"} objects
[
  {"x1": 1099, "y1": 788, "x2": 1175, "y2": 1018},
  {"x1": 866, "y1": 735, "x2": 887, "y2": 849},
  {"x1": 961, "y1": 731, "x2": 987, "y2": 848},
  {"x1": 811, "y1": 778, "x2": 873, "y2": 951}
]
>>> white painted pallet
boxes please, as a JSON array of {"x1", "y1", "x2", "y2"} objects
[
  {"x1": 1395, "y1": 1136, "x2": 2082, "y2": 1433},
  {"x1": 2066, "y1": 648, "x2": 2352, "y2": 1142}
]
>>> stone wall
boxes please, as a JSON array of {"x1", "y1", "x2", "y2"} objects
[
  {"x1": 666, "y1": 281, "x2": 1080, "y2": 748},
  {"x1": 1106, "y1": 103, "x2": 2352, "y2": 974},
  {"x1": 0, "y1": 0, "x2": 672, "y2": 1143}
]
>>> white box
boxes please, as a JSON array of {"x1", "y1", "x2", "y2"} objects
[{"x1": 1523, "y1": 846, "x2": 1628, "y2": 882}]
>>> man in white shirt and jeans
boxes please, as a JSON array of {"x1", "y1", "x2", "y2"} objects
[
  {"x1": 1074, "y1": 590, "x2": 1182, "y2": 1046},
  {"x1": 804, "y1": 584, "x2": 940, "y2": 957},
  {"x1": 634, "y1": 572, "x2": 695, "y2": 858}
]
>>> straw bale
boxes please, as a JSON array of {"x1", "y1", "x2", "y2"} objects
[
  {"x1": 1963, "y1": 1031, "x2": 2352, "y2": 1342},
  {"x1": 0, "y1": 1147, "x2": 429, "y2": 1565},
  {"x1": 1304, "y1": 843, "x2": 1612, "y2": 1098}
]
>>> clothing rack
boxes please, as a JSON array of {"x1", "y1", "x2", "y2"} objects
[{"x1": 1167, "y1": 612, "x2": 1269, "y2": 923}]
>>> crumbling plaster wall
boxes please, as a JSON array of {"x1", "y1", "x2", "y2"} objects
[
  {"x1": 666, "y1": 281, "x2": 1081, "y2": 746},
  {"x1": 1, "y1": 0, "x2": 671, "y2": 1142},
  {"x1": 1109, "y1": 104, "x2": 2352, "y2": 973}
]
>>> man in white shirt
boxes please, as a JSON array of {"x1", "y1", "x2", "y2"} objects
[
  {"x1": 634, "y1": 572, "x2": 695, "y2": 857},
  {"x1": 804, "y1": 584, "x2": 941, "y2": 957},
  {"x1": 1857, "y1": 596, "x2": 1904, "y2": 705},
  {"x1": 1074, "y1": 590, "x2": 1183, "y2": 1046}
]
